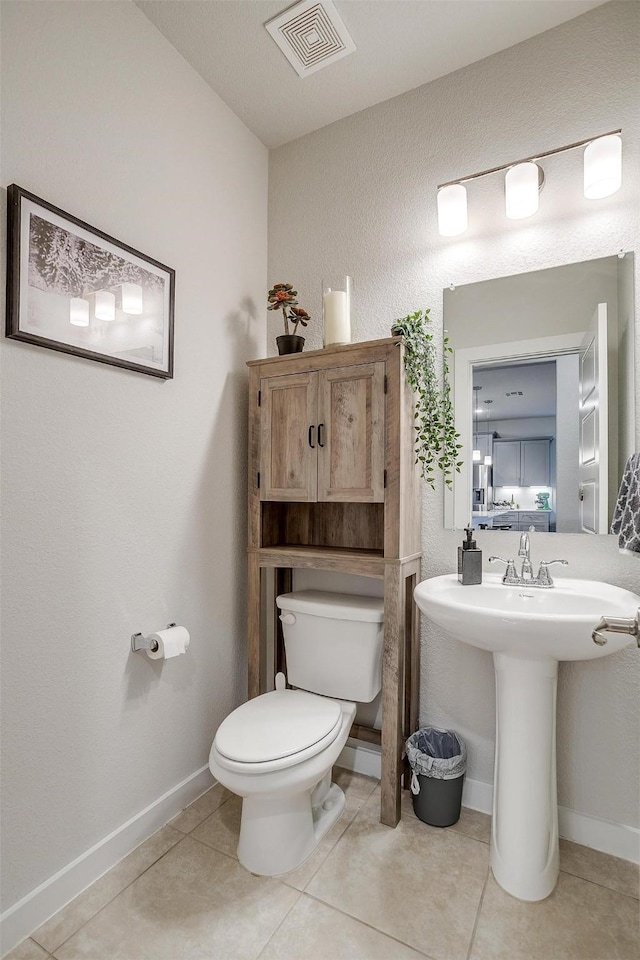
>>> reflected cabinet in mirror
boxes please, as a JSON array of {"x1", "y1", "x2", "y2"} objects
[{"x1": 444, "y1": 254, "x2": 636, "y2": 536}]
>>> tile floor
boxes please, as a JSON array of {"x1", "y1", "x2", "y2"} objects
[{"x1": 6, "y1": 769, "x2": 639, "y2": 960}]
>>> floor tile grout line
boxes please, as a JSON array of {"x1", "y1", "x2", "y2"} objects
[
  {"x1": 300, "y1": 890, "x2": 440, "y2": 960},
  {"x1": 557, "y1": 867, "x2": 640, "y2": 901},
  {"x1": 465, "y1": 864, "x2": 491, "y2": 960},
  {"x1": 399, "y1": 813, "x2": 492, "y2": 852},
  {"x1": 36, "y1": 832, "x2": 189, "y2": 956},
  {"x1": 254, "y1": 888, "x2": 305, "y2": 960},
  {"x1": 181, "y1": 829, "x2": 242, "y2": 864},
  {"x1": 278, "y1": 795, "x2": 376, "y2": 892},
  {"x1": 172, "y1": 792, "x2": 234, "y2": 836}
]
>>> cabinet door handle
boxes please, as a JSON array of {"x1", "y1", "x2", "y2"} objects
[
  {"x1": 308, "y1": 425, "x2": 315, "y2": 449},
  {"x1": 317, "y1": 423, "x2": 325, "y2": 447}
]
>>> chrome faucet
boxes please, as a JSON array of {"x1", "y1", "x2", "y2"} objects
[
  {"x1": 489, "y1": 530, "x2": 568, "y2": 588},
  {"x1": 518, "y1": 532, "x2": 534, "y2": 580}
]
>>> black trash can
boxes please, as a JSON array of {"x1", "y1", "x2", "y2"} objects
[{"x1": 406, "y1": 726, "x2": 467, "y2": 827}]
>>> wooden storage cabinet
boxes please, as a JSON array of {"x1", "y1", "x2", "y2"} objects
[
  {"x1": 260, "y1": 362, "x2": 385, "y2": 503},
  {"x1": 247, "y1": 338, "x2": 421, "y2": 827}
]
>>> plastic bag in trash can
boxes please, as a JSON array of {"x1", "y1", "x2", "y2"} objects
[{"x1": 405, "y1": 726, "x2": 467, "y2": 794}]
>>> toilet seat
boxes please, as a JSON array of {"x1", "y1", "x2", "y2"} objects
[{"x1": 214, "y1": 689, "x2": 345, "y2": 774}]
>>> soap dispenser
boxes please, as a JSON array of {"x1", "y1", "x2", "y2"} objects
[{"x1": 458, "y1": 526, "x2": 482, "y2": 585}]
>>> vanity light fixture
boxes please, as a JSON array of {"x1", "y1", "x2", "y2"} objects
[
  {"x1": 437, "y1": 130, "x2": 622, "y2": 237},
  {"x1": 437, "y1": 183, "x2": 468, "y2": 237},
  {"x1": 505, "y1": 163, "x2": 543, "y2": 220},
  {"x1": 584, "y1": 134, "x2": 622, "y2": 199},
  {"x1": 69, "y1": 297, "x2": 89, "y2": 327}
]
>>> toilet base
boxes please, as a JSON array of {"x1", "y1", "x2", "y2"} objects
[{"x1": 237, "y1": 781, "x2": 346, "y2": 877}]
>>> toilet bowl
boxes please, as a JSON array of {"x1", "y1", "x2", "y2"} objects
[
  {"x1": 210, "y1": 687, "x2": 356, "y2": 876},
  {"x1": 209, "y1": 590, "x2": 384, "y2": 877}
]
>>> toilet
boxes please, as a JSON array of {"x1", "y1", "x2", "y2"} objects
[{"x1": 209, "y1": 590, "x2": 384, "y2": 877}]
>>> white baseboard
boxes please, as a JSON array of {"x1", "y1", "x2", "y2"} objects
[
  {"x1": 339, "y1": 739, "x2": 382, "y2": 779},
  {"x1": 0, "y1": 765, "x2": 214, "y2": 958},
  {"x1": 337, "y1": 745, "x2": 639, "y2": 864},
  {"x1": 557, "y1": 805, "x2": 640, "y2": 864}
]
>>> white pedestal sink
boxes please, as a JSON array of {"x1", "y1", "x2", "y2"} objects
[{"x1": 414, "y1": 573, "x2": 639, "y2": 902}]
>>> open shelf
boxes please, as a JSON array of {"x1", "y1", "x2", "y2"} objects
[{"x1": 261, "y1": 501, "x2": 384, "y2": 552}]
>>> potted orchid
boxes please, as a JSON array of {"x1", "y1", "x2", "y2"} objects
[{"x1": 268, "y1": 283, "x2": 311, "y2": 354}]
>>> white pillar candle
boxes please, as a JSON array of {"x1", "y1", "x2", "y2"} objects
[{"x1": 323, "y1": 290, "x2": 350, "y2": 345}]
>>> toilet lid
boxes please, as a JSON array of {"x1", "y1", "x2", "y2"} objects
[{"x1": 215, "y1": 689, "x2": 343, "y2": 764}]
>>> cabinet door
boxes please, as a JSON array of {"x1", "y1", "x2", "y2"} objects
[
  {"x1": 260, "y1": 372, "x2": 318, "y2": 501},
  {"x1": 519, "y1": 512, "x2": 549, "y2": 531},
  {"x1": 521, "y1": 440, "x2": 550, "y2": 486},
  {"x1": 317, "y1": 362, "x2": 385, "y2": 502},
  {"x1": 492, "y1": 441, "x2": 521, "y2": 486}
]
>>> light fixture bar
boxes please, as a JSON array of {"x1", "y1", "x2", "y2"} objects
[{"x1": 437, "y1": 129, "x2": 621, "y2": 190}]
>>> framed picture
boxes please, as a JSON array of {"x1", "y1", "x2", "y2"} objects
[{"x1": 6, "y1": 184, "x2": 175, "y2": 379}]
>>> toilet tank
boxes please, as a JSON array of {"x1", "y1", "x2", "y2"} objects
[{"x1": 275, "y1": 590, "x2": 384, "y2": 702}]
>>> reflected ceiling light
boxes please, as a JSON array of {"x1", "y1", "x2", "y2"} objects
[
  {"x1": 505, "y1": 163, "x2": 543, "y2": 220},
  {"x1": 70, "y1": 297, "x2": 89, "y2": 327},
  {"x1": 95, "y1": 290, "x2": 116, "y2": 322},
  {"x1": 472, "y1": 386, "x2": 481, "y2": 462},
  {"x1": 484, "y1": 399, "x2": 493, "y2": 466},
  {"x1": 122, "y1": 282, "x2": 143, "y2": 315},
  {"x1": 436, "y1": 129, "x2": 622, "y2": 238},
  {"x1": 584, "y1": 134, "x2": 622, "y2": 199},
  {"x1": 437, "y1": 184, "x2": 467, "y2": 237}
]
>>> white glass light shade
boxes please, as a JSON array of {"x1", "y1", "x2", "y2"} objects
[
  {"x1": 484, "y1": 455, "x2": 492, "y2": 466},
  {"x1": 69, "y1": 297, "x2": 89, "y2": 327},
  {"x1": 121, "y1": 282, "x2": 143, "y2": 315},
  {"x1": 95, "y1": 290, "x2": 116, "y2": 321},
  {"x1": 472, "y1": 449, "x2": 482, "y2": 462},
  {"x1": 437, "y1": 184, "x2": 468, "y2": 237},
  {"x1": 584, "y1": 135, "x2": 622, "y2": 199},
  {"x1": 505, "y1": 163, "x2": 540, "y2": 219}
]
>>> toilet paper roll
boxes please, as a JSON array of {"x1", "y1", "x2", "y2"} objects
[{"x1": 147, "y1": 625, "x2": 190, "y2": 660}]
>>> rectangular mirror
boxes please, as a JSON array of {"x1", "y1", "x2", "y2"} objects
[{"x1": 444, "y1": 254, "x2": 635, "y2": 535}]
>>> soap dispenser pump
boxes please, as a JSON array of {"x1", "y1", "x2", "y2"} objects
[{"x1": 458, "y1": 526, "x2": 482, "y2": 585}]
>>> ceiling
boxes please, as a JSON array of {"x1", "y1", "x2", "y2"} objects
[
  {"x1": 473, "y1": 361, "x2": 558, "y2": 421},
  {"x1": 136, "y1": 0, "x2": 606, "y2": 148}
]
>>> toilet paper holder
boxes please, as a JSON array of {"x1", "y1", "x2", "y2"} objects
[{"x1": 131, "y1": 623, "x2": 176, "y2": 653}]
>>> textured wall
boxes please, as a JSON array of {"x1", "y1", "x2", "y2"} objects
[
  {"x1": 0, "y1": 1, "x2": 267, "y2": 910},
  {"x1": 269, "y1": 2, "x2": 640, "y2": 827}
]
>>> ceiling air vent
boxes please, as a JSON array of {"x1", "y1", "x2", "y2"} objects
[{"x1": 265, "y1": 0, "x2": 356, "y2": 78}]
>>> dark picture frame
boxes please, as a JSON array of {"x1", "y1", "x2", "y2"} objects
[{"x1": 6, "y1": 184, "x2": 175, "y2": 379}]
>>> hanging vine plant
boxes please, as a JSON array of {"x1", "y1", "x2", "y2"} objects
[{"x1": 391, "y1": 309, "x2": 463, "y2": 489}]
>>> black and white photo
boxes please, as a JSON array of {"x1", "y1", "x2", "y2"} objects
[{"x1": 6, "y1": 184, "x2": 175, "y2": 378}]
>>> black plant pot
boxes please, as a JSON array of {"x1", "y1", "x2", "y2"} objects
[{"x1": 276, "y1": 335, "x2": 305, "y2": 355}]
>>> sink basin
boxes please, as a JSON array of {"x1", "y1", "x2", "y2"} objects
[
  {"x1": 414, "y1": 573, "x2": 639, "y2": 660},
  {"x1": 414, "y1": 573, "x2": 639, "y2": 904}
]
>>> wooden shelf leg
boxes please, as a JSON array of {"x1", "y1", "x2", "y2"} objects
[
  {"x1": 381, "y1": 562, "x2": 404, "y2": 826},
  {"x1": 247, "y1": 553, "x2": 261, "y2": 699},
  {"x1": 403, "y1": 561, "x2": 421, "y2": 790}
]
